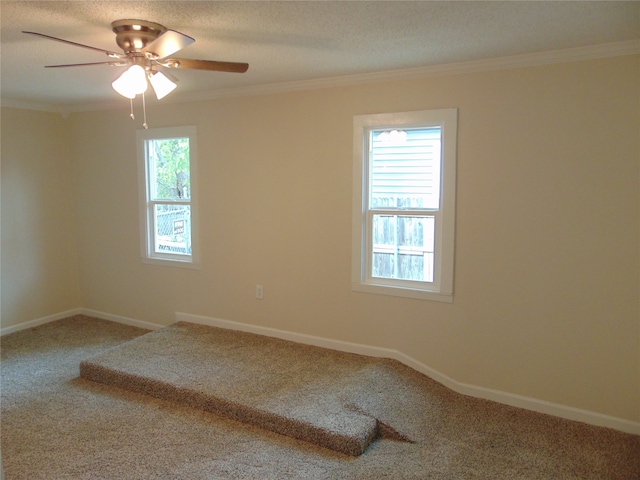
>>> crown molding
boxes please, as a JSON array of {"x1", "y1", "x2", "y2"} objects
[
  {"x1": 2, "y1": 40, "x2": 638, "y2": 115},
  {"x1": 0, "y1": 97, "x2": 71, "y2": 115},
  {"x1": 178, "y1": 39, "x2": 640, "y2": 104}
]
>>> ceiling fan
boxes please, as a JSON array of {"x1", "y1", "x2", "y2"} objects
[{"x1": 23, "y1": 19, "x2": 249, "y2": 126}]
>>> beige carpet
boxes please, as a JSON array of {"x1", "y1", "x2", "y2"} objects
[
  {"x1": 1, "y1": 315, "x2": 639, "y2": 479},
  {"x1": 79, "y1": 321, "x2": 415, "y2": 456}
]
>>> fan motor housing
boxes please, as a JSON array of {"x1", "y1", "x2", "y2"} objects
[{"x1": 112, "y1": 19, "x2": 166, "y2": 53}]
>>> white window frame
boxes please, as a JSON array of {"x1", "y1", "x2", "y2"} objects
[
  {"x1": 136, "y1": 126, "x2": 200, "y2": 268},
  {"x1": 352, "y1": 109, "x2": 457, "y2": 302}
]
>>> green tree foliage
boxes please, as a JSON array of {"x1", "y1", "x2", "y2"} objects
[{"x1": 151, "y1": 138, "x2": 190, "y2": 199}]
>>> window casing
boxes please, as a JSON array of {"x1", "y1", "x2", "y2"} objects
[
  {"x1": 352, "y1": 109, "x2": 457, "y2": 301},
  {"x1": 137, "y1": 126, "x2": 199, "y2": 268}
]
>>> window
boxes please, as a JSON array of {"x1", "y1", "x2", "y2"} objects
[
  {"x1": 137, "y1": 126, "x2": 199, "y2": 267},
  {"x1": 352, "y1": 109, "x2": 457, "y2": 301}
]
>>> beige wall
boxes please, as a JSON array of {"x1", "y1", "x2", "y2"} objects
[
  {"x1": 2, "y1": 55, "x2": 639, "y2": 423},
  {"x1": 1, "y1": 108, "x2": 80, "y2": 326}
]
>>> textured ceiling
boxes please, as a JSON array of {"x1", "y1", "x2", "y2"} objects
[{"x1": 1, "y1": 1, "x2": 639, "y2": 110}]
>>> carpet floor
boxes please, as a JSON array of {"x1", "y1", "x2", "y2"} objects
[
  {"x1": 79, "y1": 321, "x2": 415, "y2": 456},
  {"x1": 1, "y1": 315, "x2": 638, "y2": 479}
]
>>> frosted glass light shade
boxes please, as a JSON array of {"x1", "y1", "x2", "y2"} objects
[
  {"x1": 149, "y1": 71, "x2": 177, "y2": 99},
  {"x1": 112, "y1": 65, "x2": 148, "y2": 99}
]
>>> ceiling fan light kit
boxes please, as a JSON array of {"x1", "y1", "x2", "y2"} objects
[
  {"x1": 148, "y1": 70, "x2": 178, "y2": 100},
  {"x1": 112, "y1": 64, "x2": 148, "y2": 98},
  {"x1": 23, "y1": 19, "x2": 249, "y2": 128}
]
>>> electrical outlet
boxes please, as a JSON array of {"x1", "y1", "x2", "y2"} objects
[{"x1": 256, "y1": 285, "x2": 264, "y2": 300}]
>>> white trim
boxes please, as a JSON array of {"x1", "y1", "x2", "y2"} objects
[
  {"x1": 80, "y1": 309, "x2": 163, "y2": 331},
  {"x1": 351, "y1": 282, "x2": 454, "y2": 302},
  {"x1": 0, "y1": 308, "x2": 162, "y2": 336},
  {"x1": 3, "y1": 40, "x2": 638, "y2": 114},
  {"x1": 390, "y1": 350, "x2": 640, "y2": 436},
  {"x1": 2, "y1": 308, "x2": 638, "y2": 435},
  {"x1": 175, "y1": 311, "x2": 640, "y2": 435},
  {"x1": 352, "y1": 109, "x2": 457, "y2": 301},
  {"x1": 175, "y1": 311, "x2": 397, "y2": 357},
  {"x1": 136, "y1": 126, "x2": 200, "y2": 268},
  {"x1": 177, "y1": 40, "x2": 640, "y2": 104},
  {"x1": 139, "y1": 257, "x2": 201, "y2": 270},
  {"x1": 0, "y1": 308, "x2": 81, "y2": 336},
  {"x1": 0, "y1": 98, "x2": 72, "y2": 114}
]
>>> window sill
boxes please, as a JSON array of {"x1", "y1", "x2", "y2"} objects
[
  {"x1": 141, "y1": 257, "x2": 201, "y2": 270},
  {"x1": 352, "y1": 282, "x2": 453, "y2": 303}
]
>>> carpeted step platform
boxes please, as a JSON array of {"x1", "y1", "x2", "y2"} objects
[{"x1": 79, "y1": 322, "x2": 413, "y2": 456}]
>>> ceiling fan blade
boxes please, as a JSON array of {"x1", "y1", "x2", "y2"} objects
[
  {"x1": 163, "y1": 58, "x2": 249, "y2": 73},
  {"x1": 22, "y1": 31, "x2": 124, "y2": 58},
  {"x1": 142, "y1": 29, "x2": 194, "y2": 59},
  {"x1": 45, "y1": 61, "x2": 128, "y2": 68}
]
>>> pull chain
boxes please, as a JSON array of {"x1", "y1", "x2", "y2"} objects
[
  {"x1": 124, "y1": 95, "x2": 149, "y2": 128},
  {"x1": 142, "y1": 92, "x2": 148, "y2": 129}
]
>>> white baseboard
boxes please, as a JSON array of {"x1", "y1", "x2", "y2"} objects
[
  {"x1": 175, "y1": 311, "x2": 400, "y2": 358},
  {"x1": 0, "y1": 308, "x2": 82, "y2": 336},
  {"x1": 3, "y1": 308, "x2": 638, "y2": 435},
  {"x1": 175, "y1": 311, "x2": 640, "y2": 436},
  {"x1": 79, "y1": 308, "x2": 163, "y2": 331},
  {"x1": 0, "y1": 308, "x2": 162, "y2": 337}
]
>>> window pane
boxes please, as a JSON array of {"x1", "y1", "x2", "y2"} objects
[
  {"x1": 398, "y1": 254, "x2": 427, "y2": 281},
  {"x1": 154, "y1": 204, "x2": 191, "y2": 255},
  {"x1": 370, "y1": 127, "x2": 441, "y2": 209},
  {"x1": 398, "y1": 216, "x2": 424, "y2": 247},
  {"x1": 372, "y1": 252, "x2": 395, "y2": 278},
  {"x1": 372, "y1": 214, "x2": 396, "y2": 246},
  {"x1": 371, "y1": 215, "x2": 434, "y2": 282},
  {"x1": 147, "y1": 138, "x2": 190, "y2": 200}
]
